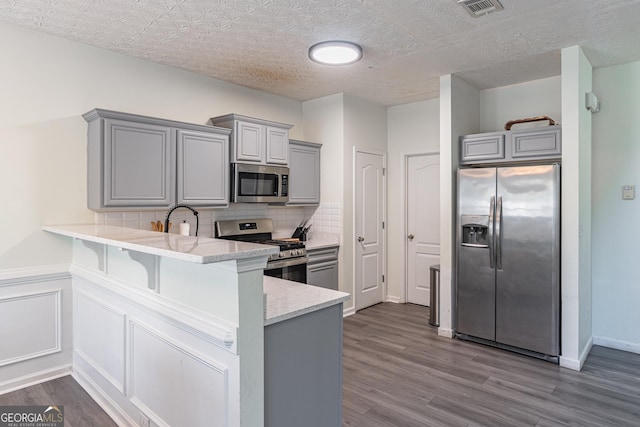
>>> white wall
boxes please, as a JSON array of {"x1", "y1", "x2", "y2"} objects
[
  {"x1": 0, "y1": 22, "x2": 303, "y2": 271},
  {"x1": 343, "y1": 95, "x2": 387, "y2": 312},
  {"x1": 560, "y1": 45, "x2": 593, "y2": 370},
  {"x1": 302, "y1": 94, "x2": 345, "y2": 205},
  {"x1": 479, "y1": 76, "x2": 562, "y2": 132},
  {"x1": 0, "y1": 21, "x2": 304, "y2": 394},
  {"x1": 386, "y1": 100, "x2": 440, "y2": 302},
  {"x1": 302, "y1": 94, "x2": 348, "y2": 306},
  {"x1": 592, "y1": 61, "x2": 640, "y2": 353},
  {"x1": 439, "y1": 74, "x2": 479, "y2": 337}
]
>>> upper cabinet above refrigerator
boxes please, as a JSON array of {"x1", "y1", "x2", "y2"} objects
[{"x1": 460, "y1": 126, "x2": 561, "y2": 166}]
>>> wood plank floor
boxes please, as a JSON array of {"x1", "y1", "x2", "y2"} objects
[
  {"x1": 2, "y1": 303, "x2": 639, "y2": 426},
  {"x1": 342, "y1": 302, "x2": 640, "y2": 427},
  {"x1": 0, "y1": 375, "x2": 117, "y2": 427}
]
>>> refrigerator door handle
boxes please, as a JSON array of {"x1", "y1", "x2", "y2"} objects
[
  {"x1": 488, "y1": 196, "x2": 495, "y2": 268},
  {"x1": 496, "y1": 196, "x2": 503, "y2": 270}
]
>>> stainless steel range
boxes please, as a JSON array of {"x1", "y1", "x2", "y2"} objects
[{"x1": 215, "y1": 218, "x2": 307, "y2": 283}]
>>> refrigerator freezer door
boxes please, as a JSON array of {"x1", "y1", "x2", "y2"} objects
[
  {"x1": 495, "y1": 164, "x2": 560, "y2": 356},
  {"x1": 456, "y1": 168, "x2": 497, "y2": 341}
]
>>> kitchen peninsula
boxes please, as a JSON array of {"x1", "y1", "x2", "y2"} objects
[{"x1": 43, "y1": 224, "x2": 349, "y2": 427}]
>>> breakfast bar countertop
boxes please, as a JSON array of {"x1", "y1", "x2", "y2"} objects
[
  {"x1": 42, "y1": 224, "x2": 278, "y2": 264},
  {"x1": 263, "y1": 276, "x2": 349, "y2": 326}
]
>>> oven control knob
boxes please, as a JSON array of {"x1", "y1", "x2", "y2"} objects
[{"x1": 278, "y1": 252, "x2": 284, "y2": 258}]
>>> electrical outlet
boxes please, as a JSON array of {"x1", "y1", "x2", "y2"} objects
[{"x1": 140, "y1": 413, "x2": 150, "y2": 427}]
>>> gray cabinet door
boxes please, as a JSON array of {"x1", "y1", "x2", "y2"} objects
[
  {"x1": 176, "y1": 130, "x2": 229, "y2": 206},
  {"x1": 235, "y1": 120, "x2": 264, "y2": 163},
  {"x1": 460, "y1": 132, "x2": 505, "y2": 165},
  {"x1": 511, "y1": 127, "x2": 561, "y2": 159},
  {"x1": 306, "y1": 246, "x2": 339, "y2": 290},
  {"x1": 266, "y1": 126, "x2": 289, "y2": 164},
  {"x1": 288, "y1": 140, "x2": 321, "y2": 205},
  {"x1": 103, "y1": 119, "x2": 174, "y2": 207},
  {"x1": 307, "y1": 261, "x2": 339, "y2": 290}
]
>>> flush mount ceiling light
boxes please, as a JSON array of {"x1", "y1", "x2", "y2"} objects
[{"x1": 308, "y1": 41, "x2": 363, "y2": 65}]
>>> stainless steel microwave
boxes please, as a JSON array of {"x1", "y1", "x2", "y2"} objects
[{"x1": 231, "y1": 163, "x2": 289, "y2": 203}]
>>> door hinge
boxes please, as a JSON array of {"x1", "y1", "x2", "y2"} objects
[
  {"x1": 382, "y1": 221, "x2": 385, "y2": 229},
  {"x1": 382, "y1": 274, "x2": 385, "y2": 283},
  {"x1": 383, "y1": 168, "x2": 386, "y2": 176}
]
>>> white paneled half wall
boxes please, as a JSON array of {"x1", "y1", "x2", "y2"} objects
[{"x1": 0, "y1": 266, "x2": 72, "y2": 393}]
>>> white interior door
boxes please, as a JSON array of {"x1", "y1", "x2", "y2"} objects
[
  {"x1": 406, "y1": 153, "x2": 440, "y2": 306},
  {"x1": 355, "y1": 150, "x2": 386, "y2": 311}
]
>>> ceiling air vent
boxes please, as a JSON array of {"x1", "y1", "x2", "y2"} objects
[{"x1": 458, "y1": 0, "x2": 504, "y2": 17}]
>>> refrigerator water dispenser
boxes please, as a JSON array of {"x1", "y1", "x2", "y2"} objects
[{"x1": 461, "y1": 215, "x2": 489, "y2": 247}]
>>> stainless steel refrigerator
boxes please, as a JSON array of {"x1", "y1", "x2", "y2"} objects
[{"x1": 456, "y1": 164, "x2": 560, "y2": 360}]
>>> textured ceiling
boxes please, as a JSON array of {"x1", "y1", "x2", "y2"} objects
[{"x1": 2, "y1": 0, "x2": 640, "y2": 106}]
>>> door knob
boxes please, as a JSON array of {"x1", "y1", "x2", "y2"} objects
[
  {"x1": 408, "y1": 234, "x2": 415, "y2": 241},
  {"x1": 357, "y1": 236, "x2": 364, "y2": 242}
]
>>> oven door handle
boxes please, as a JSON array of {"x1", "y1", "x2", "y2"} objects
[{"x1": 265, "y1": 256, "x2": 309, "y2": 270}]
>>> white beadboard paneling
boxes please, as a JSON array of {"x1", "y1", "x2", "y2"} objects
[
  {"x1": 129, "y1": 320, "x2": 229, "y2": 427},
  {"x1": 75, "y1": 290, "x2": 127, "y2": 393},
  {"x1": 0, "y1": 290, "x2": 61, "y2": 366}
]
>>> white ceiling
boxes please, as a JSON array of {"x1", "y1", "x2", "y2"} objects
[{"x1": 2, "y1": 0, "x2": 640, "y2": 106}]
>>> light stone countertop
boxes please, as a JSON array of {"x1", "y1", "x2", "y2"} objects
[
  {"x1": 263, "y1": 276, "x2": 350, "y2": 326},
  {"x1": 304, "y1": 232, "x2": 340, "y2": 250},
  {"x1": 43, "y1": 224, "x2": 278, "y2": 264}
]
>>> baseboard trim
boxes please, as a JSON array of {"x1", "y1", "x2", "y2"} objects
[
  {"x1": 0, "y1": 364, "x2": 72, "y2": 394},
  {"x1": 593, "y1": 335, "x2": 640, "y2": 355},
  {"x1": 560, "y1": 336, "x2": 594, "y2": 371},
  {"x1": 559, "y1": 356, "x2": 581, "y2": 371},
  {"x1": 438, "y1": 327, "x2": 454, "y2": 338},
  {"x1": 385, "y1": 296, "x2": 401, "y2": 303},
  {"x1": 580, "y1": 336, "x2": 594, "y2": 367},
  {"x1": 72, "y1": 366, "x2": 137, "y2": 427},
  {"x1": 343, "y1": 306, "x2": 356, "y2": 318}
]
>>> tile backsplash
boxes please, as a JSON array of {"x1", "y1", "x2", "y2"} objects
[{"x1": 95, "y1": 202, "x2": 341, "y2": 238}]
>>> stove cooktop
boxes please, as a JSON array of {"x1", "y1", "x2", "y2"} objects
[{"x1": 215, "y1": 218, "x2": 306, "y2": 261}]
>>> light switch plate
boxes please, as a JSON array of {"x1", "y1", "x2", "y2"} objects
[{"x1": 622, "y1": 185, "x2": 635, "y2": 200}]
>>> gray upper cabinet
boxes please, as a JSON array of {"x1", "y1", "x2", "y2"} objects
[
  {"x1": 89, "y1": 117, "x2": 175, "y2": 208},
  {"x1": 176, "y1": 129, "x2": 229, "y2": 206},
  {"x1": 288, "y1": 140, "x2": 321, "y2": 206},
  {"x1": 460, "y1": 132, "x2": 505, "y2": 164},
  {"x1": 460, "y1": 126, "x2": 561, "y2": 165},
  {"x1": 511, "y1": 127, "x2": 561, "y2": 159},
  {"x1": 84, "y1": 109, "x2": 230, "y2": 210},
  {"x1": 266, "y1": 126, "x2": 289, "y2": 165},
  {"x1": 235, "y1": 120, "x2": 263, "y2": 163},
  {"x1": 210, "y1": 114, "x2": 293, "y2": 165}
]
